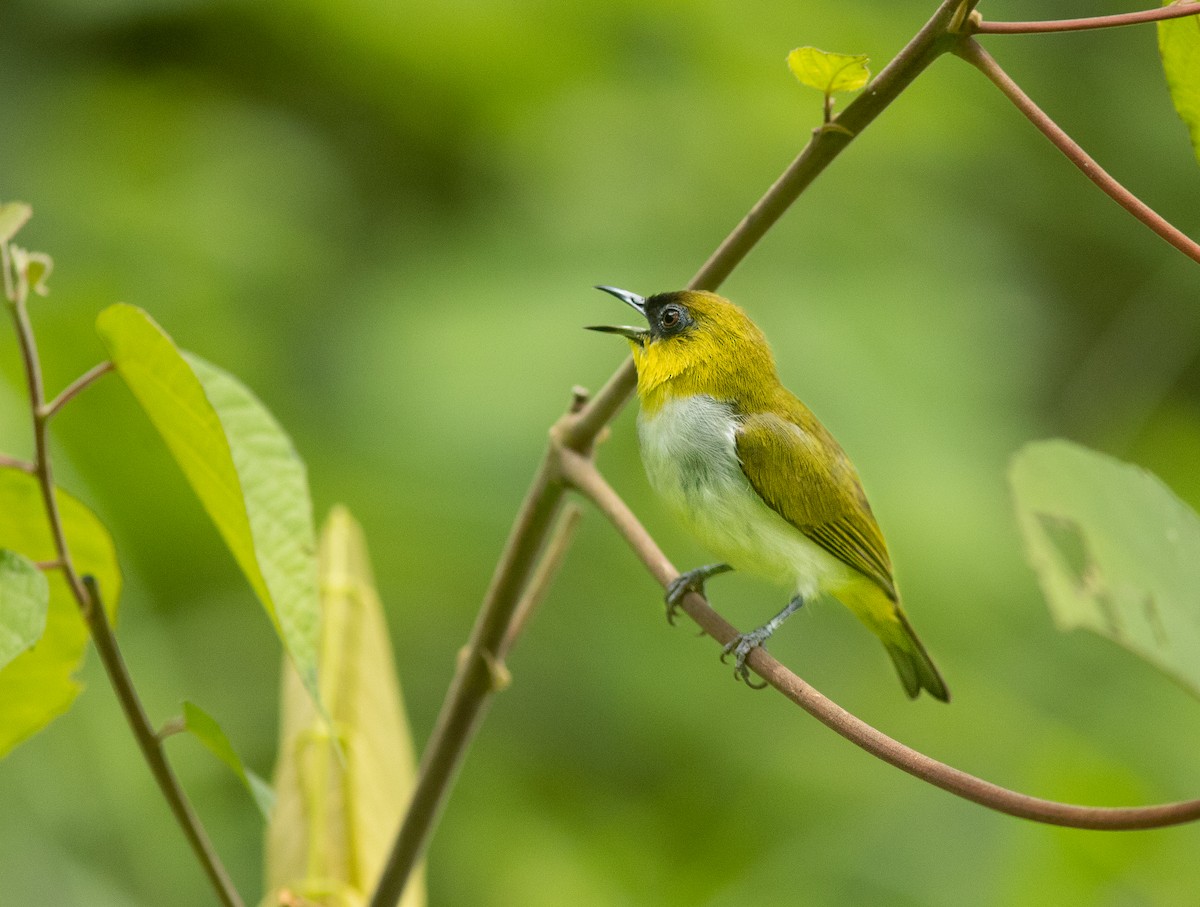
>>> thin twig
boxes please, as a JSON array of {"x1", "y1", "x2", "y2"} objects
[
  {"x1": 501, "y1": 503, "x2": 584, "y2": 656},
  {"x1": 369, "y1": 449, "x2": 569, "y2": 907},
  {"x1": 558, "y1": 447, "x2": 1200, "y2": 831},
  {"x1": 42, "y1": 361, "x2": 115, "y2": 419},
  {"x1": 561, "y1": 0, "x2": 979, "y2": 452},
  {"x1": 0, "y1": 453, "x2": 35, "y2": 473},
  {"x1": 4, "y1": 292, "x2": 244, "y2": 907},
  {"x1": 955, "y1": 38, "x2": 1200, "y2": 266},
  {"x1": 974, "y1": 2, "x2": 1200, "y2": 34}
]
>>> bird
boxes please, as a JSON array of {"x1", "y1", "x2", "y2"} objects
[{"x1": 588, "y1": 285, "x2": 948, "y2": 701}]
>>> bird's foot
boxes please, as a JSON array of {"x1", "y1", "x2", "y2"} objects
[
  {"x1": 664, "y1": 563, "x2": 733, "y2": 625},
  {"x1": 718, "y1": 595, "x2": 804, "y2": 690},
  {"x1": 720, "y1": 629, "x2": 772, "y2": 689}
]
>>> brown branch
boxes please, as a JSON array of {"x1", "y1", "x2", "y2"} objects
[
  {"x1": 3, "y1": 286, "x2": 244, "y2": 907},
  {"x1": 955, "y1": 38, "x2": 1200, "y2": 266},
  {"x1": 558, "y1": 447, "x2": 1200, "y2": 831},
  {"x1": 369, "y1": 448, "x2": 569, "y2": 907},
  {"x1": 501, "y1": 503, "x2": 583, "y2": 656},
  {"x1": 974, "y1": 2, "x2": 1200, "y2": 34}
]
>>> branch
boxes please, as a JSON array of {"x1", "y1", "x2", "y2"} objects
[
  {"x1": 0, "y1": 453, "x2": 35, "y2": 473},
  {"x1": 561, "y1": 0, "x2": 980, "y2": 452},
  {"x1": 371, "y1": 6, "x2": 984, "y2": 903},
  {"x1": 955, "y1": 38, "x2": 1200, "y2": 266},
  {"x1": 42, "y1": 360, "x2": 115, "y2": 419},
  {"x1": 974, "y1": 2, "x2": 1200, "y2": 34},
  {"x1": 502, "y1": 503, "x2": 583, "y2": 656},
  {"x1": 368, "y1": 446, "x2": 569, "y2": 907},
  {"x1": 558, "y1": 447, "x2": 1200, "y2": 831},
  {"x1": 4, "y1": 294, "x2": 245, "y2": 907}
]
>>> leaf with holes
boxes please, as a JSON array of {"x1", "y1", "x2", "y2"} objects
[{"x1": 1010, "y1": 439, "x2": 1200, "y2": 698}]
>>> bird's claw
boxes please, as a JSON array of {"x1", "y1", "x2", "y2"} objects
[
  {"x1": 663, "y1": 563, "x2": 732, "y2": 626},
  {"x1": 664, "y1": 575, "x2": 694, "y2": 626},
  {"x1": 720, "y1": 631, "x2": 770, "y2": 689}
]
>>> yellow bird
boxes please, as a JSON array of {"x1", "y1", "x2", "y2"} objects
[{"x1": 589, "y1": 286, "x2": 948, "y2": 701}]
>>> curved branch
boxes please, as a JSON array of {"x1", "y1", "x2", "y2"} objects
[
  {"x1": 559, "y1": 446, "x2": 1200, "y2": 831},
  {"x1": 42, "y1": 360, "x2": 114, "y2": 419},
  {"x1": 974, "y1": 2, "x2": 1200, "y2": 35},
  {"x1": 955, "y1": 38, "x2": 1200, "y2": 266}
]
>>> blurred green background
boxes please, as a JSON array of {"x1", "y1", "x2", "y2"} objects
[{"x1": 2, "y1": 0, "x2": 1200, "y2": 903}]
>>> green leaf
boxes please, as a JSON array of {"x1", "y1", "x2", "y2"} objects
[
  {"x1": 266, "y1": 506, "x2": 425, "y2": 907},
  {"x1": 0, "y1": 202, "x2": 32, "y2": 245},
  {"x1": 0, "y1": 468, "x2": 121, "y2": 756},
  {"x1": 1158, "y1": 4, "x2": 1200, "y2": 165},
  {"x1": 95, "y1": 304, "x2": 319, "y2": 700},
  {"x1": 181, "y1": 701, "x2": 275, "y2": 819},
  {"x1": 787, "y1": 46, "x2": 870, "y2": 95},
  {"x1": 0, "y1": 550, "x2": 49, "y2": 670},
  {"x1": 1010, "y1": 440, "x2": 1200, "y2": 698}
]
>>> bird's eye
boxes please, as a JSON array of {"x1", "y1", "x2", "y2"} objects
[{"x1": 661, "y1": 306, "x2": 681, "y2": 330}]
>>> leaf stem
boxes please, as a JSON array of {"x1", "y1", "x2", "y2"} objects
[
  {"x1": 558, "y1": 447, "x2": 1200, "y2": 831},
  {"x1": 974, "y1": 2, "x2": 1200, "y2": 34},
  {"x1": 0, "y1": 453, "x2": 35, "y2": 473},
  {"x1": 4, "y1": 289, "x2": 244, "y2": 907},
  {"x1": 954, "y1": 38, "x2": 1200, "y2": 266},
  {"x1": 42, "y1": 361, "x2": 115, "y2": 419}
]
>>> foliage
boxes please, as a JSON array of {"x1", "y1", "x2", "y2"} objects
[
  {"x1": 1011, "y1": 440, "x2": 1200, "y2": 700},
  {"x1": 0, "y1": 469, "x2": 120, "y2": 756},
  {"x1": 1, "y1": 1, "x2": 1200, "y2": 905},
  {"x1": 1159, "y1": 5, "x2": 1200, "y2": 164}
]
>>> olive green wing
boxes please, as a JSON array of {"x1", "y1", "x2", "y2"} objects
[{"x1": 735, "y1": 409, "x2": 897, "y2": 599}]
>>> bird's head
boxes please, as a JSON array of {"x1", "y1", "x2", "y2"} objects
[{"x1": 588, "y1": 286, "x2": 779, "y2": 410}]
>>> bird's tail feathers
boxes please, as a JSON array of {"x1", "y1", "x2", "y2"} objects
[
  {"x1": 837, "y1": 582, "x2": 949, "y2": 702},
  {"x1": 884, "y1": 610, "x2": 949, "y2": 702}
]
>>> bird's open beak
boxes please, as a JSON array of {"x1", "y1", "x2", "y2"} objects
[{"x1": 586, "y1": 285, "x2": 650, "y2": 344}]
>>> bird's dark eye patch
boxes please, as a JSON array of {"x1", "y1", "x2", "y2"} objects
[{"x1": 660, "y1": 305, "x2": 683, "y2": 331}]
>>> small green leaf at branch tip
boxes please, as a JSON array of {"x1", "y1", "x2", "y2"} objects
[
  {"x1": 0, "y1": 550, "x2": 50, "y2": 671},
  {"x1": 181, "y1": 701, "x2": 275, "y2": 819},
  {"x1": 0, "y1": 203, "x2": 32, "y2": 245},
  {"x1": 1010, "y1": 440, "x2": 1200, "y2": 701},
  {"x1": 1158, "y1": 3, "x2": 1200, "y2": 166},
  {"x1": 0, "y1": 468, "x2": 121, "y2": 757},
  {"x1": 787, "y1": 47, "x2": 871, "y2": 96},
  {"x1": 94, "y1": 303, "x2": 321, "y2": 709}
]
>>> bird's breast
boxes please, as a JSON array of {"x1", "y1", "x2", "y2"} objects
[{"x1": 637, "y1": 394, "x2": 851, "y2": 594}]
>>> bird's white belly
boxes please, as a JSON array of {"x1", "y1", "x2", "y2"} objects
[{"x1": 637, "y1": 395, "x2": 852, "y2": 598}]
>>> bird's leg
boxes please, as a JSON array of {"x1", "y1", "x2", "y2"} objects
[
  {"x1": 721, "y1": 594, "x2": 805, "y2": 688},
  {"x1": 664, "y1": 563, "x2": 733, "y2": 625}
]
